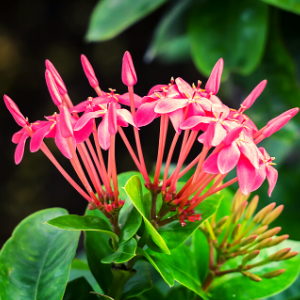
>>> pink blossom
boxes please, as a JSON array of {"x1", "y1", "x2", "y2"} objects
[{"x1": 81, "y1": 54, "x2": 99, "y2": 88}]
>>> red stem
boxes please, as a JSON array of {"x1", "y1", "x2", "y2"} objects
[{"x1": 110, "y1": 135, "x2": 119, "y2": 204}]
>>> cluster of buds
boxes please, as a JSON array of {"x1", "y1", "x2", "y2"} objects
[
  {"x1": 4, "y1": 51, "x2": 299, "y2": 228},
  {"x1": 200, "y1": 189, "x2": 298, "y2": 290}
]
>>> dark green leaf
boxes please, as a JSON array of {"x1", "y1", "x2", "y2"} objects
[
  {"x1": 188, "y1": 0, "x2": 269, "y2": 79},
  {"x1": 85, "y1": 209, "x2": 114, "y2": 294},
  {"x1": 86, "y1": 0, "x2": 168, "y2": 41},
  {"x1": 0, "y1": 208, "x2": 80, "y2": 300},
  {"x1": 124, "y1": 175, "x2": 170, "y2": 254},
  {"x1": 137, "y1": 248, "x2": 174, "y2": 287},
  {"x1": 64, "y1": 277, "x2": 98, "y2": 300},
  {"x1": 261, "y1": 0, "x2": 300, "y2": 14},
  {"x1": 101, "y1": 238, "x2": 137, "y2": 264},
  {"x1": 210, "y1": 239, "x2": 300, "y2": 299}
]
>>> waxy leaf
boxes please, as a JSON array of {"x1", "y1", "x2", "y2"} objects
[
  {"x1": 86, "y1": 0, "x2": 168, "y2": 41},
  {"x1": 188, "y1": 0, "x2": 269, "y2": 79},
  {"x1": 101, "y1": 238, "x2": 137, "y2": 264},
  {"x1": 261, "y1": 0, "x2": 300, "y2": 15},
  {"x1": 137, "y1": 248, "x2": 174, "y2": 287},
  {"x1": 64, "y1": 277, "x2": 98, "y2": 300},
  {"x1": 210, "y1": 239, "x2": 300, "y2": 299},
  {"x1": 124, "y1": 175, "x2": 170, "y2": 254},
  {"x1": 0, "y1": 208, "x2": 80, "y2": 300},
  {"x1": 47, "y1": 214, "x2": 119, "y2": 246}
]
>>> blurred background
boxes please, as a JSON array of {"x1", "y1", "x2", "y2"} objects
[{"x1": 1, "y1": 0, "x2": 300, "y2": 251}]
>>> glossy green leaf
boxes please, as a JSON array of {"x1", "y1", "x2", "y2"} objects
[
  {"x1": 64, "y1": 277, "x2": 98, "y2": 300},
  {"x1": 261, "y1": 0, "x2": 300, "y2": 14},
  {"x1": 137, "y1": 248, "x2": 174, "y2": 287},
  {"x1": 47, "y1": 214, "x2": 119, "y2": 246},
  {"x1": 157, "y1": 195, "x2": 222, "y2": 249},
  {"x1": 101, "y1": 238, "x2": 137, "y2": 264},
  {"x1": 124, "y1": 175, "x2": 170, "y2": 254},
  {"x1": 122, "y1": 260, "x2": 153, "y2": 299},
  {"x1": 0, "y1": 208, "x2": 80, "y2": 300},
  {"x1": 119, "y1": 205, "x2": 142, "y2": 245},
  {"x1": 188, "y1": 0, "x2": 269, "y2": 79},
  {"x1": 210, "y1": 239, "x2": 300, "y2": 299},
  {"x1": 84, "y1": 209, "x2": 114, "y2": 294},
  {"x1": 86, "y1": 0, "x2": 167, "y2": 41}
]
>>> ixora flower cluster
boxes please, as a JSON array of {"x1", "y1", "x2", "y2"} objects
[{"x1": 4, "y1": 52, "x2": 298, "y2": 227}]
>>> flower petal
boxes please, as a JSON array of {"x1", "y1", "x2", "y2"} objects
[
  {"x1": 154, "y1": 98, "x2": 189, "y2": 114},
  {"x1": 135, "y1": 100, "x2": 158, "y2": 127},
  {"x1": 266, "y1": 166, "x2": 278, "y2": 197},
  {"x1": 180, "y1": 116, "x2": 211, "y2": 130},
  {"x1": 108, "y1": 103, "x2": 117, "y2": 135},
  {"x1": 12, "y1": 128, "x2": 25, "y2": 144},
  {"x1": 250, "y1": 164, "x2": 267, "y2": 193},
  {"x1": 239, "y1": 141, "x2": 259, "y2": 169},
  {"x1": 212, "y1": 122, "x2": 227, "y2": 146},
  {"x1": 237, "y1": 155, "x2": 256, "y2": 195},
  {"x1": 55, "y1": 123, "x2": 74, "y2": 159},
  {"x1": 74, "y1": 111, "x2": 102, "y2": 131},
  {"x1": 30, "y1": 123, "x2": 53, "y2": 153},
  {"x1": 169, "y1": 109, "x2": 184, "y2": 134},
  {"x1": 175, "y1": 77, "x2": 194, "y2": 97},
  {"x1": 15, "y1": 131, "x2": 29, "y2": 164},
  {"x1": 98, "y1": 113, "x2": 110, "y2": 150},
  {"x1": 202, "y1": 152, "x2": 220, "y2": 174},
  {"x1": 218, "y1": 142, "x2": 240, "y2": 174},
  {"x1": 74, "y1": 119, "x2": 94, "y2": 143},
  {"x1": 118, "y1": 92, "x2": 143, "y2": 108}
]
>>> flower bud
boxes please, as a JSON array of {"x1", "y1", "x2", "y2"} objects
[
  {"x1": 244, "y1": 195, "x2": 259, "y2": 220},
  {"x1": 253, "y1": 203, "x2": 276, "y2": 223},
  {"x1": 231, "y1": 189, "x2": 249, "y2": 213},
  {"x1": 242, "y1": 271, "x2": 262, "y2": 282},
  {"x1": 263, "y1": 115, "x2": 292, "y2": 138},
  {"x1": 253, "y1": 237, "x2": 273, "y2": 250},
  {"x1": 267, "y1": 108, "x2": 299, "y2": 126},
  {"x1": 45, "y1": 59, "x2": 67, "y2": 95},
  {"x1": 205, "y1": 58, "x2": 223, "y2": 95},
  {"x1": 60, "y1": 106, "x2": 73, "y2": 138},
  {"x1": 215, "y1": 216, "x2": 229, "y2": 229},
  {"x1": 252, "y1": 225, "x2": 268, "y2": 236},
  {"x1": 241, "y1": 80, "x2": 267, "y2": 110},
  {"x1": 242, "y1": 250, "x2": 260, "y2": 266},
  {"x1": 122, "y1": 51, "x2": 137, "y2": 86},
  {"x1": 3, "y1": 95, "x2": 27, "y2": 126},
  {"x1": 280, "y1": 251, "x2": 298, "y2": 260},
  {"x1": 268, "y1": 235, "x2": 289, "y2": 247},
  {"x1": 262, "y1": 269, "x2": 285, "y2": 279},
  {"x1": 261, "y1": 205, "x2": 284, "y2": 225},
  {"x1": 231, "y1": 224, "x2": 241, "y2": 240},
  {"x1": 45, "y1": 70, "x2": 62, "y2": 106},
  {"x1": 240, "y1": 235, "x2": 257, "y2": 247},
  {"x1": 232, "y1": 201, "x2": 248, "y2": 224},
  {"x1": 257, "y1": 227, "x2": 281, "y2": 242},
  {"x1": 268, "y1": 248, "x2": 291, "y2": 261},
  {"x1": 81, "y1": 54, "x2": 99, "y2": 88}
]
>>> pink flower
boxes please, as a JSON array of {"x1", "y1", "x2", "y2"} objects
[
  {"x1": 45, "y1": 60, "x2": 67, "y2": 96},
  {"x1": 122, "y1": 51, "x2": 137, "y2": 86},
  {"x1": 45, "y1": 70, "x2": 62, "y2": 107},
  {"x1": 4, "y1": 95, "x2": 27, "y2": 127},
  {"x1": 81, "y1": 54, "x2": 99, "y2": 88}
]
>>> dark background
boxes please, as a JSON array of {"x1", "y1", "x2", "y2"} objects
[{"x1": 1, "y1": 0, "x2": 299, "y2": 247}]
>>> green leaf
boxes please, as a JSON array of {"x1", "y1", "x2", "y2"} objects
[
  {"x1": 84, "y1": 209, "x2": 114, "y2": 294},
  {"x1": 124, "y1": 175, "x2": 170, "y2": 254},
  {"x1": 86, "y1": 0, "x2": 168, "y2": 41},
  {"x1": 261, "y1": 0, "x2": 300, "y2": 14},
  {"x1": 157, "y1": 195, "x2": 222, "y2": 249},
  {"x1": 137, "y1": 248, "x2": 174, "y2": 287},
  {"x1": 0, "y1": 208, "x2": 80, "y2": 300},
  {"x1": 188, "y1": 0, "x2": 269, "y2": 79},
  {"x1": 47, "y1": 214, "x2": 119, "y2": 246},
  {"x1": 119, "y1": 205, "x2": 142, "y2": 245},
  {"x1": 148, "y1": 245, "x2": 208, "y2": 299},
  {"x1": 64, "y1": 277, "x2": 98, "y2": 300},
  {"x1": 122, "y1": 260, "x2": 153, "y2": 299},
  {"x1": 101, "y1": 238, "x2": 137, "y2": 264},
  {"x1": 210, "y1": 239, "x2": 300, "y2": 299}
]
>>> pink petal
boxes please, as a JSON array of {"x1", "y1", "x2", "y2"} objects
[
  {"x1": 180, "y1": 116, "x2": 211, "y2": 130},
  {"x1": 148, "y1": 84, "x2": 167, "y2": 95},
  {"x1": 74, "y1": 118, "x2": 94, "y2": 143},
  {"x1": 55, "y1": 123, "x2": 73, "y2": 159},
  {"x1": 223, "y1": 126, "x2": 243, "y2": 145},
  {"x1": 210, "y1": 95, "x2": 223, "y2": 105},
  {"x1": 135, "y1": 100, "x2": 158, "y2": 127},
  {"x1": 203, "y1": 122, "x2": 216, "y2": 147},
  {"x1": 267, "y1": 108, "x2": 299, "y2": 126},
  {"x1": 118, "y1": 92, "x2": 143, "y2": 108},
  {"x1": 169, "y1": 109, "x2": 184, "y2": 134},
  {"x1": 175, "y1": 77, "x2": 194, "y2": 97},
  {"x1": 12, "y1": 128, "x2": 25, "y2": 144},
  {"x1": 250, "y1": 164, "x2": 267, "y2": 192},
  {"x1": 122, "y1": 51, "x2": 137, "y2": 86},
  {"x1": 108, "y1": 103, "x2": 117, "y2": 135},
  {"x1": 117, "y1": 109, "x2": 136, "y2": 127},
  {"x1": 241, "y1": 80, "x2": 267, "y2": 110},
  {"x1": 14, "y1": 131, "x2": 29, "y2": 164},
  {"x1": 211, "y1": 122, "x2": 227, "y2": 146},
  {"x1": 3, "y1": 95, "x2": 27, "y2": 127},
  {"x1": 187, "y1": 102, "x2": 205, "y2": 117},
  {"x1": 74, "y1": 111, "x2": 101, "y2": 131},
  {"x1": 263, "y1": 115, "x2": 292, "y2": 138},
  {"x1": 98, "y1": 114, "x2": 110, "y2": 150},
  {"x1": 45, "y1": 59, "x2": 67, "y2": 95},
  {"x1": 266, "y1": 166, "x2": 278, "y2": 197},
  {"x1": 205, "y1": 58, "x2": 223, "y2": 95},
  {"x1": 239, "y1": 141, "x2": 259, "y2": 169},
  {"x1": 30, "y1": 123, "x2": 53, "y2": 152},
  {"x1": 60, "y1": 106, "x2": 73, "y2": 138},
  {"x1": 202, "y1": 152, "x2": 220, "y2": 174},
  {"x1": 154, "y1": 98, "x2": 189, "y2": 114},
  {"x1": 196, "y1": 98, "x2": 213, "y2": 112},
  {"x1": 81, "y1": 54, "x2": 99, "y2": 88},
  {"x1": 70, "y1": 100, "x2": 89, "y2": 113},
  {"x1": 237, "y1": 155, "x2": 257, "y2": 195},
  {"x1": 218, "y1": 142, "x2": 240, "y2": 174}
]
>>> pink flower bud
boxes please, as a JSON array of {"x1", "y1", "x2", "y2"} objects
[
  {"x1": 263, "y1": 115, "x2": 292, "y2": 137},
  {"x1": 45, "y1": 59, "x2": 67, "y2": 95},
  {"x1": 205, "y1": 58, "x2": 223, "y2": 95},
  {"x1": 81, "y1": 54, "x2": 99, "y2": 88},
  {"x1": 122, "y1": 51, "x2": 137, "y2": 86},
  {"x1": 241, "y1": 80, "x2": 267, "y2": 110},
  {"x1": 60, "y1": 106, "x2": 73, "y2": 138},
  {"x1": 45, "y1": 70, "x2": 62, "y2": 106},
  {"x1": 3, "y1": 95, "x2": 27, "y2": 126},
  {"x1": 267, "y1": 107, "x2": 299, "y2": 126}
]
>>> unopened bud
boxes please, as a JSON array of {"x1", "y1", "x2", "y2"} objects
[
  {"x1": 263, "y1": 115, "x2": 292, "y2": 138},
  {"x1": 268, "y1": 248, "x2": 291, "y2": 261},
  {"x1": 262, "y1": 205, "x2": 284, "y2": 225},
  {"x1": 215, "y1": 216, "x2": 229, "y2": 229},
  {"x1": 3, "y1": 95, "x2": 27, "y2": 126},
  {"x1": 257, "y1": 227, "x2": 281, "y2": 242},
  {"x1": 252, "y1": 225, "x2": 268, "y2": 236},
  {"x1": 232, "y1": 201, "x2": 248, "y2": 224},
  {"x1": 45, "y1": 59, "x2": 67, "y2": 95},
  {"x1": 267, "y1": 108, "x2": 299, "y2": 126},
  {"x1": 253, "y1": 237, "x2": 273, "y2": 250},
  {"x1": 262, "y1": 269, "x2": 285, "y2": 279},
  {"x1": 122, "y1": 51, "x2": 137, "y2": 86},
  {"x1": 280, "y1": 251, "x2": 298, "y2": 260},
  {"x1": 231, "y1": 224, "x2": 241, "y2": 240},
  {"x1": 242, "y1": 271, "x2": 262, "y2": 282},
  {"x1": 244, "y1": 195, "x2": 259, "y2": 220},
  {"x1": 253, "y1": 203, "x2": 276, "y2": 223},
  {"x1": 81, "y1": 54, "x2": 99, "y2": 88},
  {"x1": 45, "y1": 70, "x2": 62, "y2": 106},
  {"x1": 240, "y1": 235, "x2": 257, "y2": 247},
  {"x1": 268, "y1": 235, "x2": 289, "y2": 247},
  {"x1": 241, "y1": 80, "x2": 267, "y2": 110},
  {"x1": 242, "y1": 250, "x2": 260, "y2": 266},
  {"x1": 231, "y1": 189, "x2": 249, "y2": 213}
]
